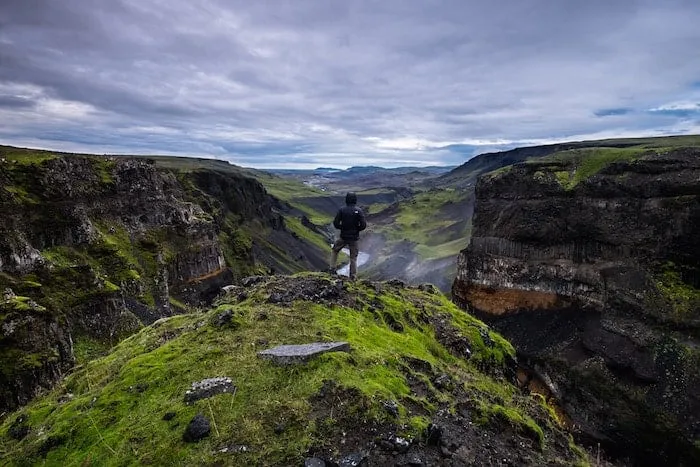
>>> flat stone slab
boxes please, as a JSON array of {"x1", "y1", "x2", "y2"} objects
[
  {"x1": 258, "y1": 342, "x2": 350, "y2": 365},
  {"x1": 184, "y1": 377, "x2": 235, "y2": 403}
]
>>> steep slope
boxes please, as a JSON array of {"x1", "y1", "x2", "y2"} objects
[
  {"x1": 452, "y1": 147, "x2": 700, "y2": 465},
  {"x1": 0, "y1": 147, "x2": 330, "y2": 413},
  {"x1": 0, "y1": 274, "x2": 588, "y2": 466}
]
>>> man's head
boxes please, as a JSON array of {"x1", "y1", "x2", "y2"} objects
[{"x1": 345, "y1": 192, "x2": 357, "y2": 205}]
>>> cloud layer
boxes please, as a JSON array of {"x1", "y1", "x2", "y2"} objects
[{"x1": 1, "y1": 0, "x2": 700, "y2": 168}]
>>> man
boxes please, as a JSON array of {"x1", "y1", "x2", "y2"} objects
[{"x1": 329, "y1": 192, "x2": 367, "y2": 279}]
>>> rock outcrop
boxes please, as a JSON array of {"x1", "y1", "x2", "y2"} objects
[{"x1": 453, "y1": 148, "x2": 700, "y2": 465}]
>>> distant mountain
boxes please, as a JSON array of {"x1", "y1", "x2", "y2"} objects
[
  {"x1": 313, "y1": 167, "x2": 342, "y2": 173},
  {"x1": 270, "y1": 165, "x2": 455, "y2": 177},
  {"x1": 437, "y1": 134, "x2": 700, "y2": 188}
]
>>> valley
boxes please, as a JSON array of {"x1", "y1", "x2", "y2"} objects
[{"x1": 1, "y1": 135, "x2": 699, "y2": 465}]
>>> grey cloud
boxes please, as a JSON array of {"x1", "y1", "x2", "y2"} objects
[
  {"x1": 1, "y1": 0, "x2": 700, "y2": 168},
  {"x1": 0, "y1": 95, "x2": 35, "y2": 109}
]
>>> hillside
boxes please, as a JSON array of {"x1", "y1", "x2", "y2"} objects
[
  {"x1": 360, "y1": 188, "x2": 473, "y2": 292},
  {"x1": 0, "y1": 274, "x2": 589, "y2": 466},
  {"x1": 0, "y1": 146, "x2": 332, "y2": 414}
]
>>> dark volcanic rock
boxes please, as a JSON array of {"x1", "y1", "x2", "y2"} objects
[
  {"x1": 452, "y1": 148, "x2": 700, "y2": 465},
  {"x1": 182, "y1": 414, "x2": 211, "y2": 442},
  {"x1": 8, "y1": 414, "x2": 29, "y2": 440}
]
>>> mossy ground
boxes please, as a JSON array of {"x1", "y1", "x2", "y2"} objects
[
  {"x1": 548, "y1": 147, "x2": 646, "y2": 189},
  {"x1": 0, "y1": 274, "x2": 586, "y2": 466}
]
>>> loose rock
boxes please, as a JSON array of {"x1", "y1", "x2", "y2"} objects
[
  {"x1": 211, "y1": 309, "x2": 233, "y2": 327},
  {"x1": 258, "y1": 342, "x2": 350, "y2": 365},
  {"x1": 182, "y1": 414, "x2": 210, "y2": 442},
  {"x1": 8, "y1": 415, "x2": 29, "y2": 440},
  {"x1": 338, "y1": 452, "x2": 367, "y2": 467},
  {"x1": 184, "y1": 377, "x2": 235, "y2": 403}
]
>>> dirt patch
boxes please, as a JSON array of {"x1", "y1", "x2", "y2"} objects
[{"x1": 455, "y1": 283, "x2": 569, "y2": 315}]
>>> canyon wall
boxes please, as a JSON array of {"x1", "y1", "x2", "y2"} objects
[{"x1": 453, "y1": 148, "x2": 700, "y2": 465}]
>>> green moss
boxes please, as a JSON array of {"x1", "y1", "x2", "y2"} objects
[
  {"x1": 0, "y1": 146, "x2": 58, "y2": 164},
  {"x1": 0, "y1": 275, "x2": 569, "y2": 465},
  {"x1": 655, "y1": 264, "x2": 700, "y2": 317},
  {"x1": 38, "y1": 230, "x2": 148, "y2": 314},
  {"x1": 4, "y1": 185, "x2": 28, "y2": 197},
  {"x1": 285, "y1": 216, "x2": 332, "y2": 254},
  {"x1": 554, "y1": 170, "x2": 571, "y2": 186},
  {"x1": 1, "y1": 295, "x2": 46, "y2": 312},
  {"x1": 549, "y1": 147, "x2": 648, "y2": 189},
  {"x1": 372, "y1": 188, "x2": 472, "y2": 261},
  {"x1": 218, "y1": 215, "x2": 258, "y2": 278},
  {"x1": 485, "y1": 164, "x2": 513, "y2": 179},
  {"x1": 476, "y1": 404, "x2": 544, "y2": 449},
  {"x1": 408, "y1": 415, "x2": 431, "y2": 434},
  {"x1": 414, "y1": 236, "x2": 469, "y2": 260},
  {"x1": 103, "y1": 280, "x2": 120, "y2": 293},
  {"x1": 91, "y1": 157, "x2": 116, "y2": 185},
  {"x1": 73, "y1": 336, "x2": 112, "y2": 365},
  {"x1": 168, "y1": 297, "x2": 189, "y2": 312},
  {"x1": 21, "y1": 280, "x2": 42, "y2": 289},
  {"x1": 368, "y1": 203, "x2": 390, "y2": 215}
]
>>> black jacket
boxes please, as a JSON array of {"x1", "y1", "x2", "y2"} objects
[{"x1": 333, "y1": 204, "x2": 367, "y2": 241}]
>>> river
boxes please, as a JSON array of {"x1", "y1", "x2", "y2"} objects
[{"x1": 337, "y1": 251, "x2": 371, "y2": 276}]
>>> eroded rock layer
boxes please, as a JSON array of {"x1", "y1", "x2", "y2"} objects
[
  {"x1": 0, "y1": 153, "x2": 325, "y2": 412},
  {"x1": 453, "y1": 148, "x2": 700, "y2": 465}
]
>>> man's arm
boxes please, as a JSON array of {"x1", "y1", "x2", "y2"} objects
[
  {"x1": 357, "y1": 209, "x2": 367, "y2": 231},
  {"x1": 333, "y1": 209, "x2": 342, "y2": 229}
]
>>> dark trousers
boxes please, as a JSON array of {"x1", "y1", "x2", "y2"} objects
[{"x1": 330, "y1": 238, "x2": 359, "y2": 278}]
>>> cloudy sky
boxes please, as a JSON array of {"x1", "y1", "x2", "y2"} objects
[{"x1": 1, "y1": 0, "x2": 700, "y2": 169}]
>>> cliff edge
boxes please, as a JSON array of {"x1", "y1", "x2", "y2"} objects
[{"x1": 453, "y1": 147, "x2": 700, "y2": 465}]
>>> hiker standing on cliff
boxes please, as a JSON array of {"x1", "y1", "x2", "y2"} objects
[{"x1": 330, "y1": 192, "x2": 367, "y2": 280}]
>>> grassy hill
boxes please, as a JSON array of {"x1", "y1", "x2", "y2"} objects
[{"x1": 0, "y1": 274, "x2": 588, "y2": 466}]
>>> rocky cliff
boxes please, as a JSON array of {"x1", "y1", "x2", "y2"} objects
[
  {"x1": 0, "y1": 149, "x2": 328, "y2": 413},
  {"x1": 452, "y1": 147, "x2": 700, "y2": 465}
]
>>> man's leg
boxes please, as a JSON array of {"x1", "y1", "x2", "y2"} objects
[
  {"x1": 348, "y1": 241, "x2": 359, "y2": 279},
  {"x1": 330, "y1": 238, "x2": 347, "y2": 271}
]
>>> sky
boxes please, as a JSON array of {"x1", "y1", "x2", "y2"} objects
[{"x1": 1, "y1": 1, "x2": 700, "y2": 169}]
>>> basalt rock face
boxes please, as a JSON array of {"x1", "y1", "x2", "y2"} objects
[
  {"x1": 0, "y1": 154, "x2": 320, "y2": 413},
  {"x1": 452, "y1": 148, "x2": 700, "y2": 465}
]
